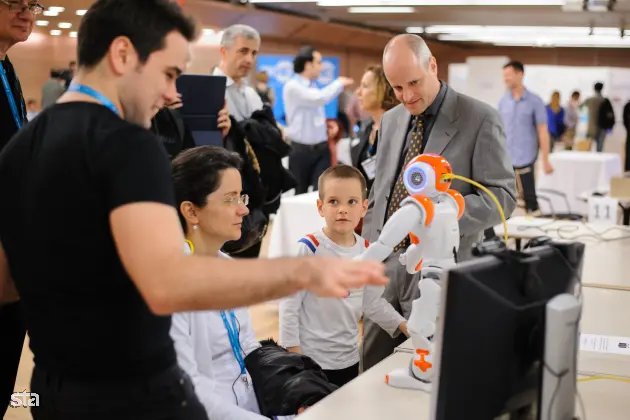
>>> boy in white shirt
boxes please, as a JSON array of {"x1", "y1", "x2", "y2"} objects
[{"x1": 279, "y1": 165, "x2": 408, "y2": 387}]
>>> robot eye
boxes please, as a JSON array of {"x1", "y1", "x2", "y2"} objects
[
  {"x1": 411, "y1": 171, "x2": 424, "y2": 186},
  {"x1": 403, "y1": 162, "x2": 428, "y2": 194}
]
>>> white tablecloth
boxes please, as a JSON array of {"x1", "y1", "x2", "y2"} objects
[
  {"x1": 268, "y1": 191, "x2": 324, "y2": 258},
  {"x1": 537, "y1": 151, "x2": 622, "y2": 215}
]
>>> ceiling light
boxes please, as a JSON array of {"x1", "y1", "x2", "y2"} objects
[
  {"x1": 436, "y1": 33, "x2": 630, "y2": 47},
  {"x1": 49, "y1": 29, "x2": 62, "y2": 36},
  {"x1": 47, "y1": 6, "x2": 65, "y2": 13},
  {"x1": 69, "y1": 31, "x2": 77, "y2": 38},
  {"x1": 248, "y1": 0, "x2": 312, "y2": 3},
  {"x1": 76, "y1": 9, "x2": 87, "y2": 15},
  {"x1": 198, "y1": 29, "x2": 224, "y2": 45},
  {"x1": 348, "y1": 6, "x2": 415, "y2": 13},
  {"x1": 58, "y1": 22, "x2": 72, "y2": 29},
  {"x1": 317, "y1": 0, "x2": 564, "y2": 6},
  {"x1": 411, "y1": 25, "x2": 622, "y2": 37},
  {"x1": 35, "y1": 20, "x2": 49, "y2": 26},
  {"x1": 43, "y1": 10, "x2": 58, "y2": 16}
]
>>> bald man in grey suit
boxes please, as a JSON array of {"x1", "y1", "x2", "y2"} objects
[{"x1": 360, "y1": 34, "x2": 517, "y2": 371}]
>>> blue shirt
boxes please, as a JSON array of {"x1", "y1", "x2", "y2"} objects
[
  {"x1": 546, "y1": 106, "x2": 565, "y2": 138},
  {"x1": 283, "y1": 74, "x2": 344, "y2": 145},
  {"x1": 498, "y1": 89, "x2": 547, "y2": 168}
]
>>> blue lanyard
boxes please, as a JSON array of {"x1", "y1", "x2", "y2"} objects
[
  {"x1": 220, "y1": 310, "x2": 246, "y2": 375},
  {"x1": 67, "y1": 83, "x2": 120, "y2": 117},
  {"x1": 0, "y1": 61, "x2": 23, "y2": 130}
]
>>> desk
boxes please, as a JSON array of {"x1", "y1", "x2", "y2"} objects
[
  {"x1": 297, "y1": 223, "x2": 630, "y2": 419},
  {"x1": 298, "y1": 346, "x2": 630, "y2": 419},
  {"x1": 494, "y1": 217, "x2": 630, "y2": 289},
  {"x1": 394, "y1": 288, "x2": 630, "y2": 378},
  {"x1": 579, "y1": 287, "x2": 630, "y2": 378},
  {"x1": 537, "y1": 152, "x2": 622, "y2": 215},
  {"x1": 268, "y1": 191, "x2": 323, "y2": 258},
  {"x1": 297, "y1": 352, "x2": 429, "y2": 419}
]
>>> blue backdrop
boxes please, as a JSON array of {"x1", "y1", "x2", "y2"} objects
[{"x1": 256, "y1": 55, "x2": 340, "y2": 125}]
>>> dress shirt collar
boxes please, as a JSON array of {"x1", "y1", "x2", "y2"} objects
[
  {"x1": 294, "y1": 73, "x2": 315, "y2": 87},
  {"x1": 213, "y1": 66, "x2": 250, "y2": 91},
  {"x1": 505, "y1": 87, "x2": 531, "y2": 102},
  {"x1": 424, "y1": 80, "x2": 447, "y2": 118}
]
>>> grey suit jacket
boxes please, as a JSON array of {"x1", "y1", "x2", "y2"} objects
[{"x1": 363, "y1": 85, "x2": 517, "y2": 261}]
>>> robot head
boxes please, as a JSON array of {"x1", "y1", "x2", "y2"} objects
[{"x1": 402, "y1": 153, "x2": 453, "y2": 196}]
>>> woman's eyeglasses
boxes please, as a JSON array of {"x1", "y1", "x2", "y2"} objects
[
  {"x1": 224, "y1": 194, "x2": 249, "y2": 206},
  {"x1": 1, "y1": 1, "x2": 44, "y2": 15}
]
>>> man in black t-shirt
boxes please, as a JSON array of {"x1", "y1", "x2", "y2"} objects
[
  {"x1": 0, "y1": 1, "x2": 37, "y2": 416},
  {"x1": 0, "y1": 1, "x2": 388, "y2": 419}
]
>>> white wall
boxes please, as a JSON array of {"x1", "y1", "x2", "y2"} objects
[{"x1": 465, "y1": 56, "x2": 510, "y2": 108}]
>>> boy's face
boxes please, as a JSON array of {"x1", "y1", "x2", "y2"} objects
[{"x1": 317, "y1": 178, "x2": 368, "y2": 236}]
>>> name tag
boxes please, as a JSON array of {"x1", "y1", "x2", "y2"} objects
[
  {"x1": 587, "y1": 196, "x2": 618, "y2": 226},
  {"x1": 361, "y1": 156, "x2": 377, "y2": 180}
]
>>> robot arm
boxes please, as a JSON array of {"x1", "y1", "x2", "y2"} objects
[{"x1": 357, "y1": 196, "x2": 433, "y2": 263}]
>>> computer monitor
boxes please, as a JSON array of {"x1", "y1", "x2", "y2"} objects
[
  {"x1": 176, "y1": 74, "x2": 227, "y2": 147},
  {"x1": 429, "y1": 240, "x2": 585, "y2": 420}
]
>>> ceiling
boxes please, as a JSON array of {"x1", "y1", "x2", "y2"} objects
[
  {"x1": 239, "y1": 0, "x2": 630, "y2": 47},
  {"x1": 30, "y1": 0, "x2": 630, "y2": 48},
  {"x1": 30, "y1": 0, "x2": 399, "y2": 52}
]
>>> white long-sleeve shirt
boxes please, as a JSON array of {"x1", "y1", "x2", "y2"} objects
[
  {"x1": 170, "y1": 248, "x2": 265, "y2": 420},
  {"x1": 278, "y1": 230, "x2": 406, "y2": 370},
  {"x1": 283, "y1": 75, "x2": 344, "y2": 145},
  {"x1": 213, "y1": 67, "x2": 264, "y2": 122}
]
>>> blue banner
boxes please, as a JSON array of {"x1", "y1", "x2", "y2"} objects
[{"x1": 256, "y1": 55, "x2": 340, "y2": 125}]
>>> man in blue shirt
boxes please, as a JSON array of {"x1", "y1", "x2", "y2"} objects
[
  {"x1": 283, "y1": 46, "x2": 354, "y2": 194},
  {"x1": 498, "y1": 61, "x2": 553, "y2": 213}
]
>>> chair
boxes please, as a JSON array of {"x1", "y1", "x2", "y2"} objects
[{"x1": 534, "y1": 188, "x2": 584, "y2": 221}]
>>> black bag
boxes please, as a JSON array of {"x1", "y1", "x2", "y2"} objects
[
  {"x1": 244, "y1": 339, "x2": 338, "y2": 418},
  {"x1": 221, "y1": 117, "x2": 269, "y2": 254},
  {"x1": 239, "y1": 107, "x2": 297, "y2": 215},
  {"x1": 597, "y1": 98, "x2": 615, "y2": 130},
  {"x1": 152, "y1": 107, "x2": 195, "y2": 160}
]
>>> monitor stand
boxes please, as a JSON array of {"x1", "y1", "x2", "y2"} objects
[{"x1": 540, "y1": 293, "x2": 581, "y2": 420}]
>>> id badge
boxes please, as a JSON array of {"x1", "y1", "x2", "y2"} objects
[{"x1": 361, "y1": 156, "x2": 377, "y2": 180}]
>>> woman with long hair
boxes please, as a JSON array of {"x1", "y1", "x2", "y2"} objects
[
  {"x1": 351, "y1": 65, "x2": 399, "y2": 194},
  {"x1": 546, "y1": 91, "x2": 566, "y2": 153}
]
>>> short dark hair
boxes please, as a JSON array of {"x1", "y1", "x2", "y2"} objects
[
  {"x1": 77, "y1": 0, "x2": 197, "y2": 69},
  {"x1": 594, "y1": 82, "x2": 604, "y2": 92},
  {"x1": 318, "y1": 164, "x2": 368, "y2": 200},
  {"x1": 293, "y1": 46, "x2": 317, "y2": 74},
  {"x1": 503, "y1": 61, "x2": 525, "y2": 73},
  {"x1": 571, "y1": 91, "x2": 580, "y2": 99},
  {"x1": 172, "y1": 146, "x2": 243, "y2": 230}
]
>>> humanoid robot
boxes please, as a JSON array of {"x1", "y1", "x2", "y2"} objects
[{"x1": 358, "y1": 153, "x2": 465, "y2": 392}]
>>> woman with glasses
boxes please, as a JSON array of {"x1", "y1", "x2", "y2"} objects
[{"x1": 169, "y1": 146, "x2": 267, "y2": 420}]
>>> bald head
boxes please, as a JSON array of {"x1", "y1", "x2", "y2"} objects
[
  {"x1": 382, "y1": 34, "x2": 440, "y2": 116},
  {"x1": 383, "y1": 34, "x2": 432, "y2": 69}
]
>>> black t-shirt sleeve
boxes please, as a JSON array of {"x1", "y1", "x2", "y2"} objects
[{"x1": 92, "y1": 126, "x2": 175, "y2": 212}]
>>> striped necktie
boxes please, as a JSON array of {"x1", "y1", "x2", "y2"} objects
[{"x1": 385, "y1": 114, "x2": 425, "y2": 252}]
